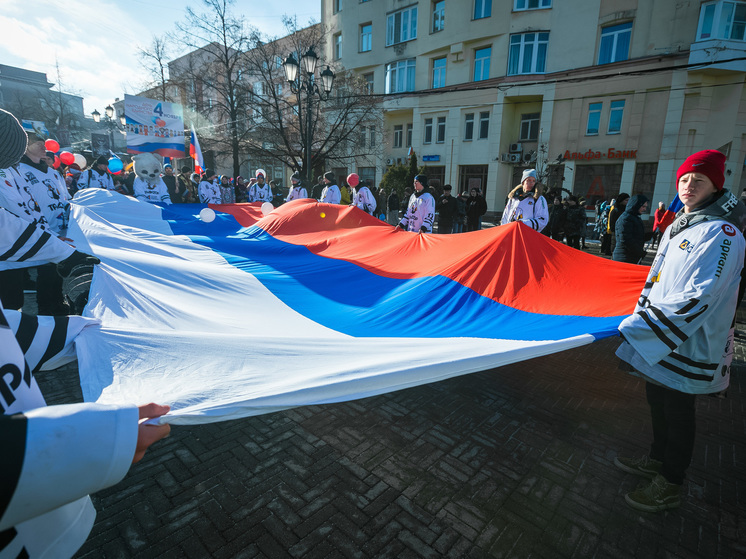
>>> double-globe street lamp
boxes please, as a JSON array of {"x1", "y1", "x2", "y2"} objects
[
  {"x1": 282, "y1": 48, "x2": 335, "y2": 184},
  {"x1": 91, "y1": 104, "x2": 126, "y2": 154}
]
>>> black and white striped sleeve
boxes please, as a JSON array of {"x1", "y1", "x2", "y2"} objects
[{"x1": 0, "y1": 207, "x2": 75, "y2": 270}]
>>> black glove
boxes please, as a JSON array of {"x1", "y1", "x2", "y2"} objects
[
  {"x1": 58, "y1": 250, "x2": 100, "y2": 277},
  {"x1": 419, "y1": 226, "x2": 428, "y2": 234}
]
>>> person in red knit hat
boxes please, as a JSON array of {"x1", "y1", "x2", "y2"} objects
[{"x1": 613, "y1": 149, "x2": 746, "y2": 512}]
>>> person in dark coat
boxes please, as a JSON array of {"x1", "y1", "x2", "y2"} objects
[
  {"x1": 465, "y1": 187, "x2": 487, "y2": 231},
  {"x1": 386, "y1": 189, "x2": 400, "y2": 225},
  {"x1": 609, "y1": 192, "x2": 630, "y2": 254},
  {"x1": 546, "y1": 196, "x2": 566, "y2": 241},
  {"x1": 436, "y1": 184, "x2": 457, "y2": 233},
  {"x1": 564, "y1": 195, "x2": 585, "y2": 249},
  {"x1": 613, "y1": 194, "x2": 650, "y2": 263}
]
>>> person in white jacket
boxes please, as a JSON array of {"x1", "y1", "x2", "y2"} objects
[
  {"x1": 0, "y1": 108, "x2": 170, "y2": 559},
  {"x1": 247, "y1": 169, "x2": 273, "y2": 203},
  {"x1": 285, "y1": 172, "x2": 308, "y2": 202},
  {"x1": 198, "y1": 168, "x2": 221, "y2": 204},
  {"x1": 75, "y1": 156, "x2": 116, "y2": 192},
  {"x1": 395, "y1": 174, "x2": 435, "y2": 233},
  {"x1": 614, "y1": 149, "x2": 746, "y2": 513},
  {"x1": 501, "y1": 169, "x2": 549, "y2": 233},
  {"x1": 319, "y1": 171, "x2": 341, "y2": 205},
  {"x1": 348, "y1": 173, "x2": 377, "y2": 215}
]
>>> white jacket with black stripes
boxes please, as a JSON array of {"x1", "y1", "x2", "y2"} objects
[
  {"x1": 500, "y1": 192, "x2": 548, "y2": 232},
  {"x1": 616, "y1": 190, "x2": 746, "y2": 394}
]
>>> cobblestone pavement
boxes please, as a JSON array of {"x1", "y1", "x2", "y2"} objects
[
  {"x1": 27, "y1": 243, "x2": 746, "y2": 558},
  {"x1": 33, "y1": 329, "x2": 745, "y2": 558}
]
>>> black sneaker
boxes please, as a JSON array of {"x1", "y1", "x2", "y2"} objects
[{"x1": 624, "y1": 474, "x2": 681, "y2": 512}]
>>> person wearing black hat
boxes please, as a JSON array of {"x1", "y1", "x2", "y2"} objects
[
  {"x1": 608, "y1": 192, "x2": 630, "y2": 253},
  {"x1": 286, "y1": 172, "x2": 308, "y2": 202},
  {"x1": 395, "y1": 174, "x2": 435, "y2": 233},
  {"x1": 320, "y1": 171, "x2": 341, "y2": 204},
  {"x1": 77, "y1": 154, "x2": 116, "y2": 192},
  {"x1": 178, "y1": 165, "x2": 195, "y2": 202},
  {"x1": 0, "y1": 107, "x2": 169, "y2": 559},
  {"x1": 614, "y1": 150, "x2": 746, "y2": 512}
]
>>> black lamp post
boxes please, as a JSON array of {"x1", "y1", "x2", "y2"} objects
[
  {"x1": 283, "y1": 47, "x2": 335, "y2": 184},
  {"x1": 91, "y1": 105, "x2": 124, "y2": 153}
]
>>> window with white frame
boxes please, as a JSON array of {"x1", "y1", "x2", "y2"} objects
[
  {"x1": 394, "y1": 124, "x2": 403, "y2": 148},
  {"x1": 697, "y1": 1, "x2": 746, "y2": 41},
  {"x1": 363, "y1": 72, "x2": 374, "y2": 93},
  {"x1": 514, "y1": 0, "x2": 551, "y2": 10},
  {"x1": 586, "y1": 102, "x2": 602, "y2": 135},
  {"x1": 520, "y1": 112, "x2": 540, "y2": 141},
  {"x1": 432, "y1": 57, "x2": 446, "y2": 88},
  {"x1": 479, "y1": 111, "x2": 490, "y2": 139},
  {"x1": 386, "y1": 6, "x2": 418, "y2": 46},
  {"x1": 334, "y1": 33, "x2": 342, "y2": 59},
  {"x1": 253, "y1": 82, "x2": 264, "y2": 97},
  {"x1": 474, "y1": 0, "x2": 491, "y2": 19},
  {"x1": 436, "y1": 116, "x2": 446, "y2": 143},
  {"x1": 464, "y1": 113, "x2": 474, "y2": 141},
  {"x1": 508, "y1": 32, "x2": 549, "y2": 75},
  {"x1": 474, "y1": 46, "x2": 491, "y2": 81},
  {"x1": 598, "y1": 22, "x2": 632, "y2": 65},
  {"x1": 385, "y1": 59, "x2": 416, "y2": 93},
  {"x1": 275, "y1": 83, "x2": 283, "y2": 96},
  {"x1": 432, "y1": 1, "x2": 445, "y2": 32},
  {"x1": 333, "y1": 0, "x2": 342, "y2": 13},
  {"x1": 424, "y1": 118, "x2": 433, "y2": 144},
  {"x1": 275, "y1": 56, "x2": 284, "y2": 69},
  {"x1": 406, "y1": 123, "x2": 413, "y2": 147},
  {"x1": 608, "y1": 100, "x2": 625, "y2": 134},
  {"x1": 360, "y1": 23, "x2": 372, "y2": 52},
  {"x1": 369, "y1": 125, "x2": 376, "y2": 147}
]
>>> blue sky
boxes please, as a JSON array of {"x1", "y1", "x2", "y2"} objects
[{"x1": 0, "y1": 0, "x2": 320, "y2": 115}]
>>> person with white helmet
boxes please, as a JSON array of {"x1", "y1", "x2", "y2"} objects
[
  {"x1": 247, "y1": 168, "x2": 273, "y2": 203},
  {"x1": 285, "y1": 172, "x2": 308, "y2": 202}
]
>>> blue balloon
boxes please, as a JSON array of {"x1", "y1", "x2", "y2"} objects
[{"x1": 108, "y1": 158, "x2": 124, "y2": 173}]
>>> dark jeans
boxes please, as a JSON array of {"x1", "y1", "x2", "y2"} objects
[
  {"x1": 438, "y1": 220, "x2": 453, "y2": 234},
  {"x1": 0, "y1": 268, "x2": 25, "y2": 310},
  {"x1": 646, "y1": 382, "x2": 696, "y2": 485},
  {"x1": 567, "y1": 235, "x2": 580, "y2": 249}
]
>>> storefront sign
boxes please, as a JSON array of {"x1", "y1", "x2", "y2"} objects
[
  {"x1": 422, "y1": 155, "x2": 440, "y2": 162},
  {"x1": 563, "y1": 149, "x2": 637, "y2": 161}
]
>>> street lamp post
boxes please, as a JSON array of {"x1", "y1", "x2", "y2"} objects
[
  {"x1": 283, "y1": 48, "x2": 335, "y2": 185},
  {"x1": 91, "y1": 104, "x2": 124, "y2": 154}
]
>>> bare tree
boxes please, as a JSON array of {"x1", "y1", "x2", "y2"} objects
[
  {"x1": 238, "y1": 19, "x2": 383, "y2": 182},
  {"x1": 138, "y1": 35, "x2": 173, "y2": 102},
  {"x1": 171, "y1": 0, "x2": 256, "y2": 177}
]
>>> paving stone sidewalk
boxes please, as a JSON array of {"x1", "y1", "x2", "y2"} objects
[{"x1": 34, "y1": 327, "x2": 745, "y2": 558}]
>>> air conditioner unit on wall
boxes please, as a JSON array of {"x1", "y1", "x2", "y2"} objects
[
  {"x1": 501, "y1": 153, "x2": 512, "y2": 163},
  {"x1": 522, "y1": 152, "x2": 534, "y2": 163},
  {"x1": 509, "y1": 142, "x2": 523, "y2": 153},
  {"x1": 509, "y1": 153, "x2": 522, "y2": 163},
  {"x1": 386, "y1": 158, "x2": 394, "y2": 165}
]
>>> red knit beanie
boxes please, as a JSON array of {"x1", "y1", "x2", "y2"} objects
[{"x1": 677, "y1": 150, "x2": 726, "y2": 191}]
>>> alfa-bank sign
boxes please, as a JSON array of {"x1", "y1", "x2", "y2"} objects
[{"x1": 563, "y1": 148, "x2": 638, "y2": 161}]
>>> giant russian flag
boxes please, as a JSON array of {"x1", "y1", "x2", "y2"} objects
[{"x1": 68, "y1": 190, "x2": 648, "y2": 425}]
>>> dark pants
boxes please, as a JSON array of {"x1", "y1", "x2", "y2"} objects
[
  {"x1": 567, "y1": 235, "x2": 580, "y2": 249},
  {"x1": 601, "y1": 233, "x2": 612, "y2": 255},
  {"x1": 36, "y1": 263, "x2": 67, "y2": 315},
  {"x1": 0, "y1": 268, "x2": 25, "y2": 310},
  {"x1": 438, "y1": 220, "x2": 453, "y2": 234},
  {"x1": 646, "y1": 382, "x2": 696, "y2": 485}
]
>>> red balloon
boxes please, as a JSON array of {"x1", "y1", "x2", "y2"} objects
[
  {"x1": 347, "y1": 173, "x2": 360, "y2": 187},
  {"x1": 53, "y1": 155, "x2": 60, "y2": 169},
  {"x1": 59, "y1": 151, "x2": 74, "y2": 165},
  {"x1": 45, "y1": 139, "x2": 60, "y2": 153}
]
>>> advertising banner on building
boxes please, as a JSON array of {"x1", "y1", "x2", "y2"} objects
[{"x1": 124, "y1": 94, "x2": 185, "y2": 158}]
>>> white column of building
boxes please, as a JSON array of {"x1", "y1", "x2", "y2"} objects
[
  {"x1": 491, "y1": 89, "x2": 509, "y2": 212},
  {"x1": 652, "y1": 71, "x2": 689, "y2": 206}
]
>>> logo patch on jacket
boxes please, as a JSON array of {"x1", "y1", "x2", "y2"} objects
[
  {"x1": 679, "y1": 239, "x2": 693, "y2": 252},
  {"x1": 722, "y1": 223, "x2": 737, "y2": 237}
]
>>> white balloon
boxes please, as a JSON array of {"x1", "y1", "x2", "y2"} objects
[
  {"x1": 199, "y1": 207, "x2": 216, "y2": 223},
  {"x1": 73, "y1": 153, "x2": 87, "y2": 169},
  {"x1": 261, "y1": 202, "x2": 274, "y2": 216}
]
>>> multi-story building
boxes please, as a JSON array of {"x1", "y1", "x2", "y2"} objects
[{"x1": 323, "y1": 0, "x2": 746, "y2": 219}]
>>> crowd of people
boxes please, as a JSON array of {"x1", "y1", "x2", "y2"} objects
[{"x1": 2, "y1": 98, "x2": 746, "y2": 559}]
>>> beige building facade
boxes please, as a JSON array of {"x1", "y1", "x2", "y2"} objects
[{"x1": 323, "y1": 0, "x2": 746, "y2": 218}]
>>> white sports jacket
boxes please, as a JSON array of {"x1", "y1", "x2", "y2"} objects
[
  {"x1": 617, "y1": 190, "x2": 746, "y2": 394},
  {"x1": 351, "y1": 186, "x2": 377, "y2": 215},
  {"x1": 400, "y1": 191, "x2": 435, "y2": 233},
  {"x1": 501, "y1": 193, "x2": 549, "y2": 232}
]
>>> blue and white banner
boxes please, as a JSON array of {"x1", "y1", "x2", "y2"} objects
[{"x1": 124, "y1": 94, "x2": 185, "y2": 158}]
